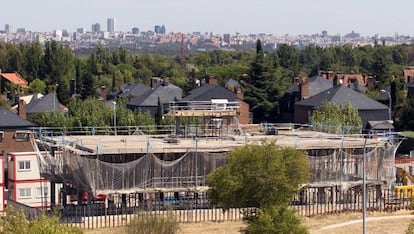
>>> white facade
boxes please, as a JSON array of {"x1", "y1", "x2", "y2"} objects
[
  {"x1": 8, "y1": 152, "x2": 60, "y2": 209},
  {"x1": 0, "y1": 157, "x2": 4, "y2": 212}
]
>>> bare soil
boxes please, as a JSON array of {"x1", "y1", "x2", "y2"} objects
[{"x1": 85, "y1": 210, "x2": 414, "y2": 234}]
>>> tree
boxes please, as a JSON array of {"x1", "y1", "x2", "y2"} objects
[
  {"x1": 397, "y1": 98, "x2": 414, "y2": 131},
  {"x1": 208, "y1": 142, "x2": 309, "y2": 209},
  {"x1": 207, "y1": 142, "x2": 309, "y2": 233},
  {"x1": 28, "y1": 78, "x2": 46, "y2": 94},
  {"x1": 155, "y1": 96, "x2": 163, "y2": 125},
  {"x1": 309, "y1": 101, "x2": 362, "y2": 134}
]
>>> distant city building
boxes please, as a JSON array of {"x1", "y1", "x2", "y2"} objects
[
  {"x1": 53, "y1": 30, "x2": 62, "y2": 41},
  {"x1": 5, "y1": 24, "x2": 12, "y2": 33},
  {"x1": 345, "y1": 30, "x2": 360, "y2": 39},
  {"x1": 223, "y1": 33, "x2": 231, "y2": 43},
  {"x1": 76, "y1": 28, "x2": 85, "y2": 34},
  {"x1": 132, "y1": 27, "x2": 139, "y2": 34},
  {"x1": 107, "y1": 18, "x2": 115, "y2": 33},
  {"x1": 154, "y1": 25, "x2": 166, "y2": 34},
  {"x1": 92, "y1": 23, "x2": 101, "y2": 33},
  {"x1": 62, "y1": 29, "x2": 69, "y2": 37},
  {"x1": 16, "y1": 28, "x2": 26, "y2": 33}
]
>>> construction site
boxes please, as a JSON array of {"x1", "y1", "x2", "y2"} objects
[{"x1": 29, "y1": 100, "x2": 402, "y2": 215}]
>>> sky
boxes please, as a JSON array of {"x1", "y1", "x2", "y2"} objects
[{"x1": 2, "y1": 0, "x2": 413, "y2": 36}]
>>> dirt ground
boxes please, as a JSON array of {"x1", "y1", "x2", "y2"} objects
[{"x1": 85, "y1": 210, "x2": 414, "y2": 234}]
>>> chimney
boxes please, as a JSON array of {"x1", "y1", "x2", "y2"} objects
[
  {"x1": 207, "y1": 75, "x2": 217, "y2": 85},
  {"x1": 100, "y1": 85, "x2": 107, "y2": 101},
  {"x1": 151, "y1": 77, "x2": 161, "y2": 88},
  {"x1": 293, "y1": 77, "x2": 300, "y2": 84},
  {"x1": 234, "y1": 86, "x2": 244, "y2": 100},
  {"x1": 18, "y1": 98, "x2": 27, "y2": 119},
  {"x1": 300, "y1": 78, "x2": 309, "y2": 100}
]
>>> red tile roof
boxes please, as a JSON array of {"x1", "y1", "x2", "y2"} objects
[{"x1": 0, "y1": 72, "x2": 28, "y2": 88}]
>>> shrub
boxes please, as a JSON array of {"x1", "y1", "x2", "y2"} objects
[
  {"x1": 0, "y1": 206, "x2": 82, "y2": 234},
  {"x1": 245, "y1": 205, "x2": 308, "y2": 234},
  {"x1": 125, "y1": 210, "x2": 179, "y2": 234}
]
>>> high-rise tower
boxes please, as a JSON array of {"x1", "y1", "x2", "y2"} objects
[{"x1": 107, "y1": 18, "x2": 115, "y2": 33}]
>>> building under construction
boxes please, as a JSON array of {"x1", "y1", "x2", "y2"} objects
[{"x1": 32, "y1": 100, "x2": 399, "y2": 210}]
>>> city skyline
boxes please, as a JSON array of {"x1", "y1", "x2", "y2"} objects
[{"x1": 3, "y1": 0, "x2": 414, "y2": 36}]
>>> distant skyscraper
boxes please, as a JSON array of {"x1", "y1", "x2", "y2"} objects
[
  {"x1": 132, "y1": 27, "x2": 139, "y2": 34},
  {"x1": 16, "y1": 28, "x2": 26, "y2": 33},
  {"x1": 154, "y1": 25, "x2": 161, "y2": 34},
  {"x1": 154, "y1": 25, "x2": 166, "y2": 34},
  {"x1": 223, "y1": 34, "x2": 231, "y2": 43},
  {"x1": 77, "y1": 28, "x2": 85, "y2": 34},
  {"x1": 5, "y1": 24, "x2": 12, "y2": 33},
  {"x1": 92, "y1": 23, "x2": 101, "y2": 33},
  {"x1": 107, "y1": 18, "x2": 115, "y2": 33}
]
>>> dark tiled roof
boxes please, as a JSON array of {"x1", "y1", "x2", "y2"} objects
[
  {"x1": 118, "y1": 83, "x2": 151, "y2": 99},
  {"x1": 285, "y1": 84, "x2": 299, "y2": 94},
  {"x1": 182, "y1": 84, "x2": 237, "y2": 101},
  {"x1": 128, "y1": 83, "x2": 182, "y2": 107},
  {"x1": 0, "y1": 106, "x2": 36, "y2": 129},
  {"x1": 295, "y1": 86, "x2": 388, "y2": 110},
  {"x1": 285, "y1": 75, "x2": 332, "y2": 96},
  {"x1": 307, "y1": 75, "x2": 333, "y2": 97},
  {"x1": 26, "y1": 93, "x2": 61, "y2": 114}
]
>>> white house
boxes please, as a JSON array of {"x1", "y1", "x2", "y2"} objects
[
  {"x1": 0, "y1": 156, "x2": 5, "y2": 212},
  {"x1": 8, "y1": 152, "x2": 60, "y2": 209}
]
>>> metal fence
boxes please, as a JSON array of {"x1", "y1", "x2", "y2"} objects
[
  {"x1": 53, "y1": 188, "x2": 414, "y2": 229},
  {"x1": 293, "y1": 187, "x2": 414, "y2": 217},
  {"x1": 61, "y1": 200, "x2": 244, "y2": 229},
  {"x1": 9, "y1": 187, "x2": 414, "y2": 230}
]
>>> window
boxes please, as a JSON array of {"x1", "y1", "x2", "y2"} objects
[
  {"x1": 0, "y1": 131, "x2": 3, "y2": 142},
  {"x1": 18, "y1": 160, "x2": 31, "y2": 171},
  {"x1": 15, "y1": 131, "x2": 29, "y2": 142},
  {"x1": 18, "y1": 188, "x2": 31, "y2": 198},
  {"x1": 36, "y1": 187, "x2": 49, "y2": 198}
]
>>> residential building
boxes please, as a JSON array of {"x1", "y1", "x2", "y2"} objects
[
  {"x1": 0, "y1": 157, "x2": 4, "y2": 212},
  {"x1": 0, "y1": 106, "x2": 37, "y2": 159},
  {"x1": 279, "y1": 75, "x2": 333, "y2": 122},
  {"x1": 181, "y1": 76, "x2": 251, "y2": 124},
  {"x1": 8, "y1": 152, "x2": 60, "y2": 209},
  {"x1": 294, "y1": 85, "x2": 390, "y2": 128},
  {"x1": 403, "y1": 68, "x2": 414, "y2": 83},
  {"x1": 127, "y1": 78, "x2": 182, "y2": 116}
]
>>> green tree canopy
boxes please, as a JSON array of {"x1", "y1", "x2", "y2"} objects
[
  {"x1": 28, "y1": 78, "x2": 46, "y2": 94},
  {"x1": 208, "y1": 142, "x2": 309, "y2": 210},
  {"x1": 207, "y1": 142, "x2": 309, "y2": 233},
  {"x1": 309, "y1": 101, "x2": 362, "y2": 134}
]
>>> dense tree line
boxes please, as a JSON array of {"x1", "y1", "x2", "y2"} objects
[{"x1": 1, "y1": 41, "x2": 414, "y2": 129}]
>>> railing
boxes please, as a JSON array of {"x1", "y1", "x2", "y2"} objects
[
  {"x1": 168, "y1": 100, "x2": 240, "y2": 113},
  {"x1": 10, "y1": 187, "x2": 414, "y2": 230}
]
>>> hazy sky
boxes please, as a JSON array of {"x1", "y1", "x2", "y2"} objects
[{"x1": 2, "y1": 0, "x2": 413, "y2": 36}]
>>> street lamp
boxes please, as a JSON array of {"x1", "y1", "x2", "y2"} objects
[
  {"x1": 112, "y1": 101, "x2": 117, "y2": 135},
  {"x1": 380, "y1": 89, "x2": 392, "y2": 134},
  {"x1": 362, "y1": 137, "x2": 368, "y2": 234}
]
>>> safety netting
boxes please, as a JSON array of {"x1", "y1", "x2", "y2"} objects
[
  {"x1": 308, "y1": 145, "x2": 395, "y2": 185},
  {"x1": 34, "y1": 139, "x2": 228, "y2": 195}
]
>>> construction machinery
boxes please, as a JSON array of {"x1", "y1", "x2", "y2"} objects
[{"x1": 394, "y1": 167, "x2": 414, "y2": 199}]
